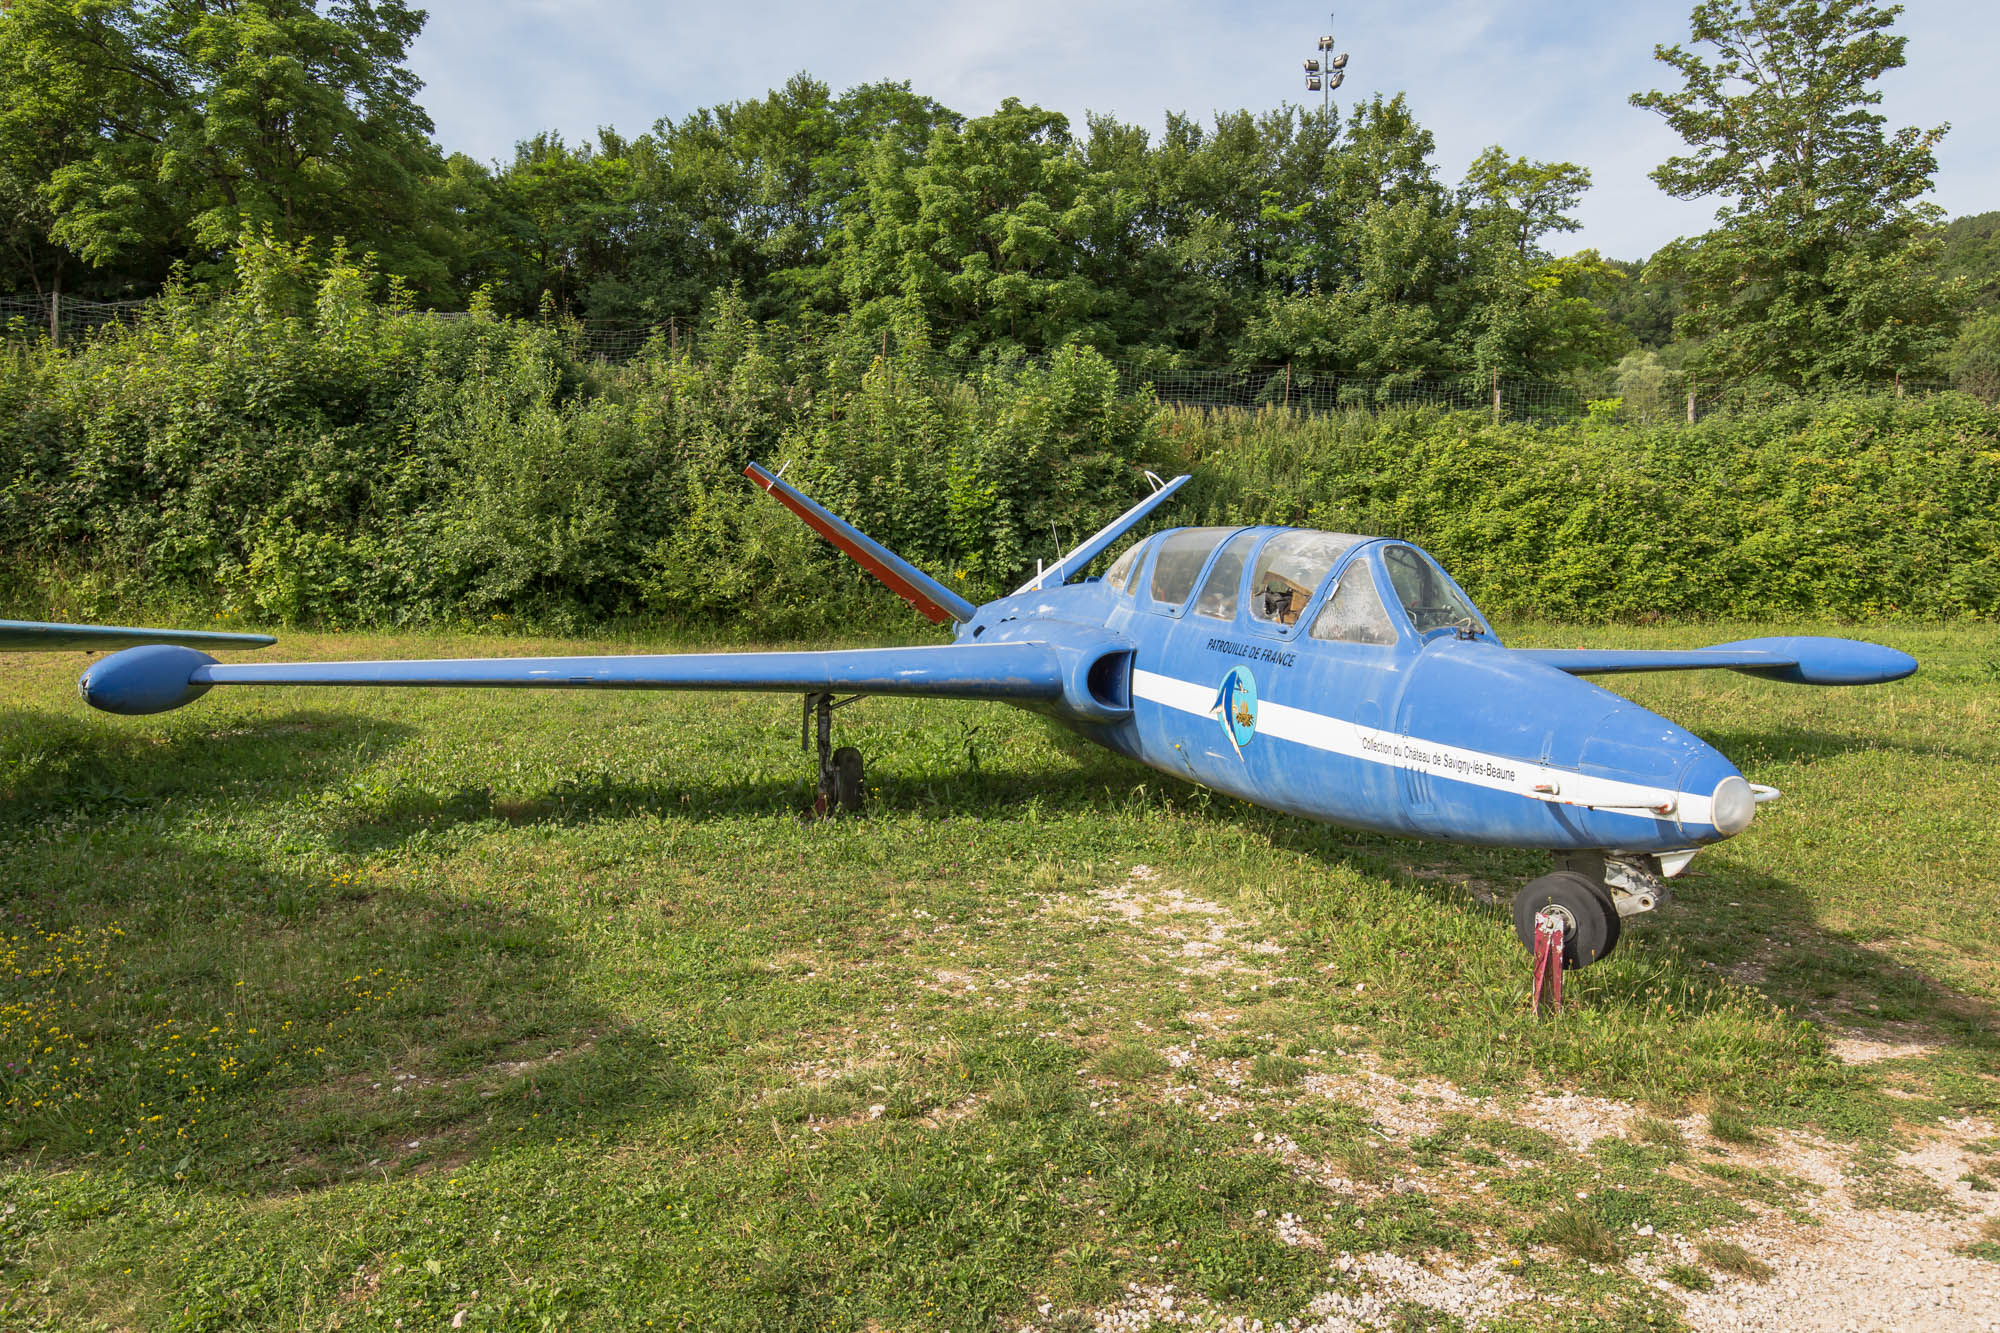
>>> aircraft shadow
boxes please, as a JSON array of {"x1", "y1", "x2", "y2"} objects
[
  {"x1": 1699, "y1": 722, "x2": 1979, "y2": 767},
  {"x1": 322, "y1": 740, "x2": 2000, "y2": 1071},
  {"x1": 0, "y1": 705, "x2": 652, "y2": 1204},
  {"x1": 10, "y1": 704, "x2": 1981, "y2": 1210},
  {"x1": 0, "y1": 707, "x2": 418, "y2": 832}
]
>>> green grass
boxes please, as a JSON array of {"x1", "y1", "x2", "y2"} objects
[
  {"x1": 1696, "y1": 1239, "x2": 1775, "y2": 1281},
  {"x1": 1635, "y1": 1116, "x2": 1686, "y2": 1149},
  {"x1": 1663, "y1": 1262, "x2": 1714, "y2": 1291},
  {"x1": 0, "y1": 620, "x2": 1995, "y2": 1330},
  {"x1": 1536, "y1": 1207, "x2": 1624, "y2": 1264},
  {"x1": 1706, "y1": 1102, "x2": 1764, "y2": 1146}
]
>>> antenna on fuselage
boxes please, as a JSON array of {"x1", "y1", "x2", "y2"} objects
[{"x1": 1012, "y1": 473, "x2": 1194, "y2": 595}]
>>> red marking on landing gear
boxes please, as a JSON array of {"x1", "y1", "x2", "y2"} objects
[{"x1": 1531, "y1": 909, "x2": 1565, "y2": 1016}]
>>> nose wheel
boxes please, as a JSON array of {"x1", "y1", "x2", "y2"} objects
[
  {"x1": 1512, "y1": 871, "x2": 1621, "y2": 971},
  {"x1": 804, "y1": 692, "x2": 866, "y2": 817}
]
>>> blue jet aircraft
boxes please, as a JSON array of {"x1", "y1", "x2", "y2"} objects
[{"x1": 76, "y1": 465, "x2": 1914, "y2": 973}]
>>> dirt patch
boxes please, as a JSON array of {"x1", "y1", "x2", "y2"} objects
[
  {"x1": 1826, "y1": 1029, "x2": 1941, "y2": 1065},
  {"x1": 1637, "y1": 1131, "x2": 2000, "y2": 1331},
  {"x1": 1023, "y1": 1252, "x2": 1533, "y2": 1332}
]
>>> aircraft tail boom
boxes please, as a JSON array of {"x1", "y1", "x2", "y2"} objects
[{"x1": 745, "y1": 463, "x2": 977, "y2": 625}]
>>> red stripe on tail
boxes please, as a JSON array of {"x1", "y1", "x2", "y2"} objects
[{"x1": 744, "y1": 468, "x2": 954, "y2": 624}]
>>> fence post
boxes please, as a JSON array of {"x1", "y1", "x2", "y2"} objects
[
  {"x1": 1284, "y1": 362, "x2": 1291, "y2": 409},
  {"x1": 1491, "y1": 369, "x2": 1500, "y2": 426},
  {"x1": 1895, "y1": 370, "x2": 1904, "y2": 399},
  {"x1": 668, "y1": 316, "x2": 677, "y2": 353},
  {"x1": 48, "y1": 289, "x2": 61, "y2": 349},
  {"x1": 1686, "y1": 382, "x2": 1697, "y2": 425}
]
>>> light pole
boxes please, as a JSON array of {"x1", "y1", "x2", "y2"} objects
[{"x1": 1303, "y1": 17, "x2": 1349, "y2": 122}]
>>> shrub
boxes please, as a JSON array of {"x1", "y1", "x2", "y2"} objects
[{"x1": 4, "y1": 237, "x2": 1997, "y2": 633}]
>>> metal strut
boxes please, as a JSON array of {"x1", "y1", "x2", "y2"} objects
[{"x1": 802, "y1": 692, "x2": 865, "y2": 817}]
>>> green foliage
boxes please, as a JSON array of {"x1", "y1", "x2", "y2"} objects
[
  {"x1": 1696, "y1": 1239, "x2": 1774, "y2": 1280},
  {"x1": 1940, "y1": 210, "x2": 2000, "y2": 309},
  {"x1": 1951, "y1": 307, "x2": 2000, "y2": 404},
  {"x1": 2, "y1": 240, "x2": 1996, "y2": 632},
  {"x1": 1631, "y1": 1, "x2": 1959, "y2": 386},
  {"x1": 0, "y1": 0, "x2": 450, "y2": 299},
  {"x1": 1166, "y1": 393, "x2": 2000, "y2": 623}
]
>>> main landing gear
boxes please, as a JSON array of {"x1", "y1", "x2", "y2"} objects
[
  {"x1": 803, "y1": 691, "x2": 865, "y2": 817},
  {"x1": 1512, "y1": 851, "x2": 1680, "y2": 1011}
]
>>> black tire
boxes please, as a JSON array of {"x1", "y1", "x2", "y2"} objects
[
  {"x1": 831, "y1": 747, "x2": 865, "y2": 813},
  {"x1": 1512, "y1": 871, "x2": 1621, "y2": 970}
]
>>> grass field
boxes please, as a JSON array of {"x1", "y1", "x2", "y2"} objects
[{"x1": 1, "y1": 621, "x2": 1995, "y2": 1331}]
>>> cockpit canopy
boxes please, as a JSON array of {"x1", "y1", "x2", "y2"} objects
[{"x1": 1101, "y1": 527, "x2": 1489, "y2": 643}]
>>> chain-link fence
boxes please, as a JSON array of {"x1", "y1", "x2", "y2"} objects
[
  {"x1": 0, "y1": 292, "x2": 151, "y2": 346},
  {"x1": 1, "y1": 290, "x2": 1964, "y2": 422}
]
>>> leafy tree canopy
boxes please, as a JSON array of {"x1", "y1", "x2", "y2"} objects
[
  {"x1": 0, "y1": 0, "x2": 449, "y2": 297},
  {"x1": 1632, "y1": 0, "x2": 1957, "y2": 386}
]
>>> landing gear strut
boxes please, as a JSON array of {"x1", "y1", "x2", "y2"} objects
[
  {"x1": 803, "y1": 691, "x2": 865, "y2": 817},
  {"x1": 1512, "y1": 851, "x2": 1681, "y2": 1001}
]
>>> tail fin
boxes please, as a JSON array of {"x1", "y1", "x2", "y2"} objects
[{"x1": 745, "y1": 462, "x2": 978, "y2": 625}]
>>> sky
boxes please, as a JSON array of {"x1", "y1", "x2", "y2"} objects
[{"x1": 406, "y1": 0, "x2": 2000, "y2": 261}]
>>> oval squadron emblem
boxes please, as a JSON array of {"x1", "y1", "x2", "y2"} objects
[{"x1": 1211, "y1": 665, "x2": 1258, "y2": 756}]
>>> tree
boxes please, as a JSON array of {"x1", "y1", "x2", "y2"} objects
[
  {"x1": 1631, "y1": 0, "x2": 1957, "y2": 386},
  {"x1": 1938, "y1": 210, "x2": 2000, "y2": 309},
  {"x1": 1949, "y1": 307, "x2": 2000, "y2": 403},
  {"x1": 0, "y1": 0, "x2": 451, "y2": 297},
  {"x1": 1585, "y1": 257, "x2": 1684, "y2": 348},
  {"x1": 840, "y1": 98, "x2": 1139, "y2": 357},
  {"x1": 1462, "y1": 148, "x2": 1590, "y2": 261}
]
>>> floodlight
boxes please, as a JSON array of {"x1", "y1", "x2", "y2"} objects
[
  {"x1": 1331, "y1": 52, "x2": 1348, "y2": 69},
  {"x1": 1328, "y1": 70, "x2": 1344, "y2": 88},
  {"x1": 1307, "y1": 75, "x2": 1322, "y2": 90},
  {"x1": 1304, "y1": 58, "x2": 1319, "y2": 72}
]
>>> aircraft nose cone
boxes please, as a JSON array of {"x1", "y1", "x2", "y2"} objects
[
  {"x1": 1579, "y1": 702, "x2": 1747, "y2": 843},
  {"x1": 1707, "y1": 774, "x2": 1756, "y2": 836}
]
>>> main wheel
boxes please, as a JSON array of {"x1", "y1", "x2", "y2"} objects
[
  {"x1": 1512, "y1": 871, "x2": 1621, "y2": 969},
  {"x1": 830, "y1": 746, "x2": 865, "y2": 813}
]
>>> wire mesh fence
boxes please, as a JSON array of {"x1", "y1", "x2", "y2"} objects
[
  {"x1": 1, "y1": 290, "x2": 1965, "y2": 423},
  {"x1": 0, "y1": 292, "x2": 151, "y2": 345}
]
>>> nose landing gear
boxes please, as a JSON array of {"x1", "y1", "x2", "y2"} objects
[
  {"x1": 1513, "y1": 851, "x2": 1681, "y2": 1005},
  {"x1": 804, "y1": 691, "x2": 866, "y2": 817},
  {"x1": 1512, "y1": 871, "x2": 1621, "y2": 973}
]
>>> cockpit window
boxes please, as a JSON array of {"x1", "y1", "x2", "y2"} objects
[
  {"x1": 1310, "y1": 561, "x2": 1399, "y2": 645},
  {"x1": 1192, "y1": 531, "x2": 1258, "y2": 619},
  {"x1": 1249, "y1": 531, "x2": 1366, "y2": 626},
  {"x1": 1102, "y1": 537, "x2": 1147, "y2": 595},
  {"x1": 1148, "y1": 528, "x2": 1237, "y2": 607},
  {"x1": 1382, "y1": 544, "x2": 1485, "y2": 635}
]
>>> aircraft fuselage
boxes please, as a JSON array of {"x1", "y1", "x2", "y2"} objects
[{"x1": 964, "y1": 533, "x2": 1747, "y2": 855}]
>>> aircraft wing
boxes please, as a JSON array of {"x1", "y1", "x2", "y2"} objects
[
  {"x1": 1513, "y1": 635, "x2": 1916, "y2": 686},
  {"x1": 1, "y1": 619, "x2": 276, "y2": 653},
  {"x1": 78, "y1": 641, "x2": 1072, "y2": 716}
]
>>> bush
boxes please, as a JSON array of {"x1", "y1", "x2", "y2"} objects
[{"x1": 3, "y1": 238, "x2": 1996, "y2": 633}]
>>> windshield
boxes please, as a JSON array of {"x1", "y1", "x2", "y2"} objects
[
  {"x1": 1310, "y1": 561, "x2": 1399, "y2": 645},
  {"x1": 1249, "y1": 531, "x2": 1368, "y2": 626},
  {"x1": 1192, "y1": 531, "x2": 1258, "y2": 619},
  {"x1": 1148, "y1": 528, "x2": 1238, "y2": 607},
  {"x1": 1381, "y1": 544, "x2": 1485, "y2": 635},
  {"x1": 1102, "y1": 537, "x2": 1148, "y2": 594}
]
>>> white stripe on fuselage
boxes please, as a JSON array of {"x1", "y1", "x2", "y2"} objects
[{"x1": 1130, "y1": 668, "x2": 1714, "y2": 825}]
